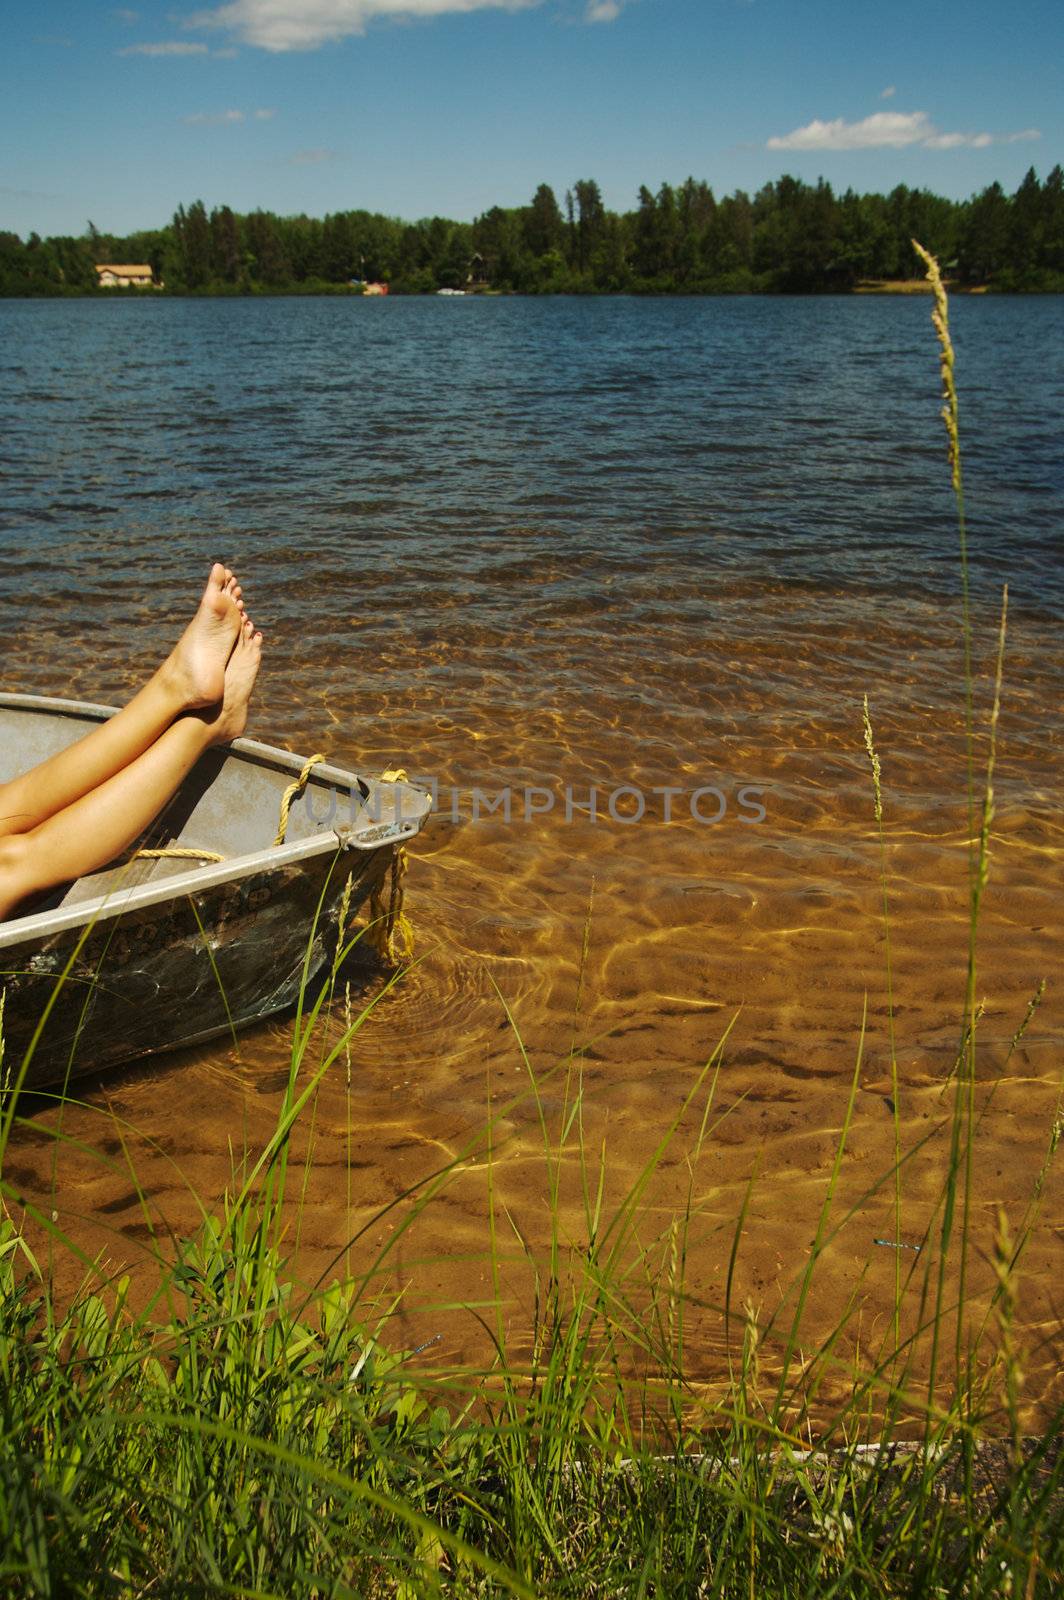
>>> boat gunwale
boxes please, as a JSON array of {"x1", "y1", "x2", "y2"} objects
[{"x1": 0, "y1": 693, "x2": 429, "y2": 950}]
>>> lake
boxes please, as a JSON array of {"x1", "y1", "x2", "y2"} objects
[{"x1": 1, "y1": 293, "x2": 1062, "y2": 1405}]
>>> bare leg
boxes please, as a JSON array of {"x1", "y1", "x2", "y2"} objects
[
  {"x1": 0, "y1": 622, "x2": 263, "y2": 921},
  {"x1": 0, "y1": 565, "x2": 244, "y2": 839}
]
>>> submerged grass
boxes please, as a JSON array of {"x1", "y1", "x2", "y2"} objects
[{"x1": 1, "y1": 252, "x2": 1062, "y2": 1595}]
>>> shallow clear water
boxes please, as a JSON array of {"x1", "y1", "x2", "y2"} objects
[{"x1": 1, "y1": 294, "x2": 1062, "y2": 1403}]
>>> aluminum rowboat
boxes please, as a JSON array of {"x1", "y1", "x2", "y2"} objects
[{"x1": 0, "y1": 693, "x2": 430, "y2": 1088}]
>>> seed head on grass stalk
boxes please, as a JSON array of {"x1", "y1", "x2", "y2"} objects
[
  {"x1": 861, "y1": 695, "x2": 883, "y2": 825},
  {"x1": 912, "y1": 238, "x2": 976, "y2": 876},
  {"x1": 912, "y1": 239, "x2": 961, "y2": 497}
]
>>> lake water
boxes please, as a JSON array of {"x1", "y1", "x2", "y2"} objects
[{"x1": 2, "y1": 294, "x2": 1062, "y2": 1409}]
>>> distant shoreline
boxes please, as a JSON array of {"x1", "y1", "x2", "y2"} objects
[
  {"x1": 6, "y1": 168, "x2": 1061, "y2": 299},
  {"x1": 1, "y1": 281, "x2": 1052, "y2": 301}
]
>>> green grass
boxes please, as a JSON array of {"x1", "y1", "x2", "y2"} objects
[
  {"x1": 1, "y1": 249, "x2": 1062, "y2": 1596},
  {"x1": 1, "y1": 1016, "x2": 1061, "y2": 1598}
]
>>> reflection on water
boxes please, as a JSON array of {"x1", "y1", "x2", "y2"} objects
[{"x1": 1, "y1": 295, "x2": 1062, "y2": 1410}]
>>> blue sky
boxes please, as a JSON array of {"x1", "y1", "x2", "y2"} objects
[{"x1": 2, "y1": 1, "x2": 1060, "y2": 237}]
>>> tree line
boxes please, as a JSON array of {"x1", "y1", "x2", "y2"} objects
[{"x1": 2, "y1": 167, "x2": 1062, "y2": 297}]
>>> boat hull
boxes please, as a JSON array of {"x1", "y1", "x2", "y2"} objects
[{"x1": 1, "y1": 845, "x2": 383, "y2": 1087}]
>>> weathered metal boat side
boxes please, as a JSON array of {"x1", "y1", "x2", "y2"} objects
[{"x1": 0, "y1": 694, "x2": 430, "y2": 1088}]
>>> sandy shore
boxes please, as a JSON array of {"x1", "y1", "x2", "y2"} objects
[{"x1": 853, "y1": 278, "x2": 989, "y2": 295}]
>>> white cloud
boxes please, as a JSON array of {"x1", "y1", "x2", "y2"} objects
[
  {"x1": 923, "y1": 131, "x2": 969, "y2": 150},
  {"x1": 0, "y1": 184, "x2": 62, "y2": 201},
  {"x1": 880, "y1": 84, "x2": 896, "y2": 99},
  {"x1": 587, "y1": 0, "x2": 621, "y2": 19},
  {"x1": 181, "y1": 106, "x2": 277, "y2": 123},
  {"x1": 189, "y1": 0, "x2": 543, "y2": 52},
  {"x1": 113, "y1": 8, "x2": 140, "y2": 21},
  {"x1": 288, "y1": 147, "x2": 339, "y2": 164},
  {"x1": 119, "y1": 40, "x2": 210, "y2": 55},
  {"x1": 768, "y1": 111, "x2": 936, "y2": 149},
  {"x1": 183, "y1": 107, "x2": 246, "y2": 123},
  {"x1": 767, "y1": 109, "x2": 1041, "y2": 152}
]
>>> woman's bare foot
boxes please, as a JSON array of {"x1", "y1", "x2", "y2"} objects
[
  {"x1": 206, "y1": 617, "x2": 263, "y2": 745},
  {"x1": 164, "y1": 563, "x2": 244, "y2": 709}
]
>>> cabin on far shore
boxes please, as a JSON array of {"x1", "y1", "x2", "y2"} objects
[
  {"x1": 95, "y1": 263, "x2": 160, "y2": 289},
  {"x1": 466, "y1": 252, "x2": 490, "y2": 290}
]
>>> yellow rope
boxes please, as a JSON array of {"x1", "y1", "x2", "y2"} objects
[
  {"x1": 135, "y1": 846, "x2": 225, "y2": 863},
  {"x1": 364, "y1": 768, "x2": 415, "y2": 965},
  {"x1": 130, "y1": 754, "x2": 414, "y2": 966},
  {"x1": 129, "y1": 752, "x2": 326, "y2": 864},
  {"x1": 273, "y1": 753, "x2": 327, "y2": 846}
]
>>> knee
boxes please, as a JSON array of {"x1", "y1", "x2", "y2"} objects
[
  {"x1": 0, "y1": 832, "x2": 34, "y2": 917},
  {"x1": 0, "y1": 832, "x2": 31, "y2": 877}
]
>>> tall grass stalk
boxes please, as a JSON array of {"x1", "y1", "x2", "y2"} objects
[
  {"x1": 906, "y1": 247, "x2": 1010, "y2": 1473},
  {"x1": 861, "y1": 696, "x2": 903, "y2": 1359}
]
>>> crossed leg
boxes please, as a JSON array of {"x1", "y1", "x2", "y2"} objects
[{"x1": 0, "y1": 567, "x2": 263, "y2": 922}]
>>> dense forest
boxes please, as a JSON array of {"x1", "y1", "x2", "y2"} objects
[{"x1": 2, "y1": 167, "x2": 1062, "y2": 297}]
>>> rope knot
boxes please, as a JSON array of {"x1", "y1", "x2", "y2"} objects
[{"x1": 274, "y1": 753, "x2": 327, "y2": 847}]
